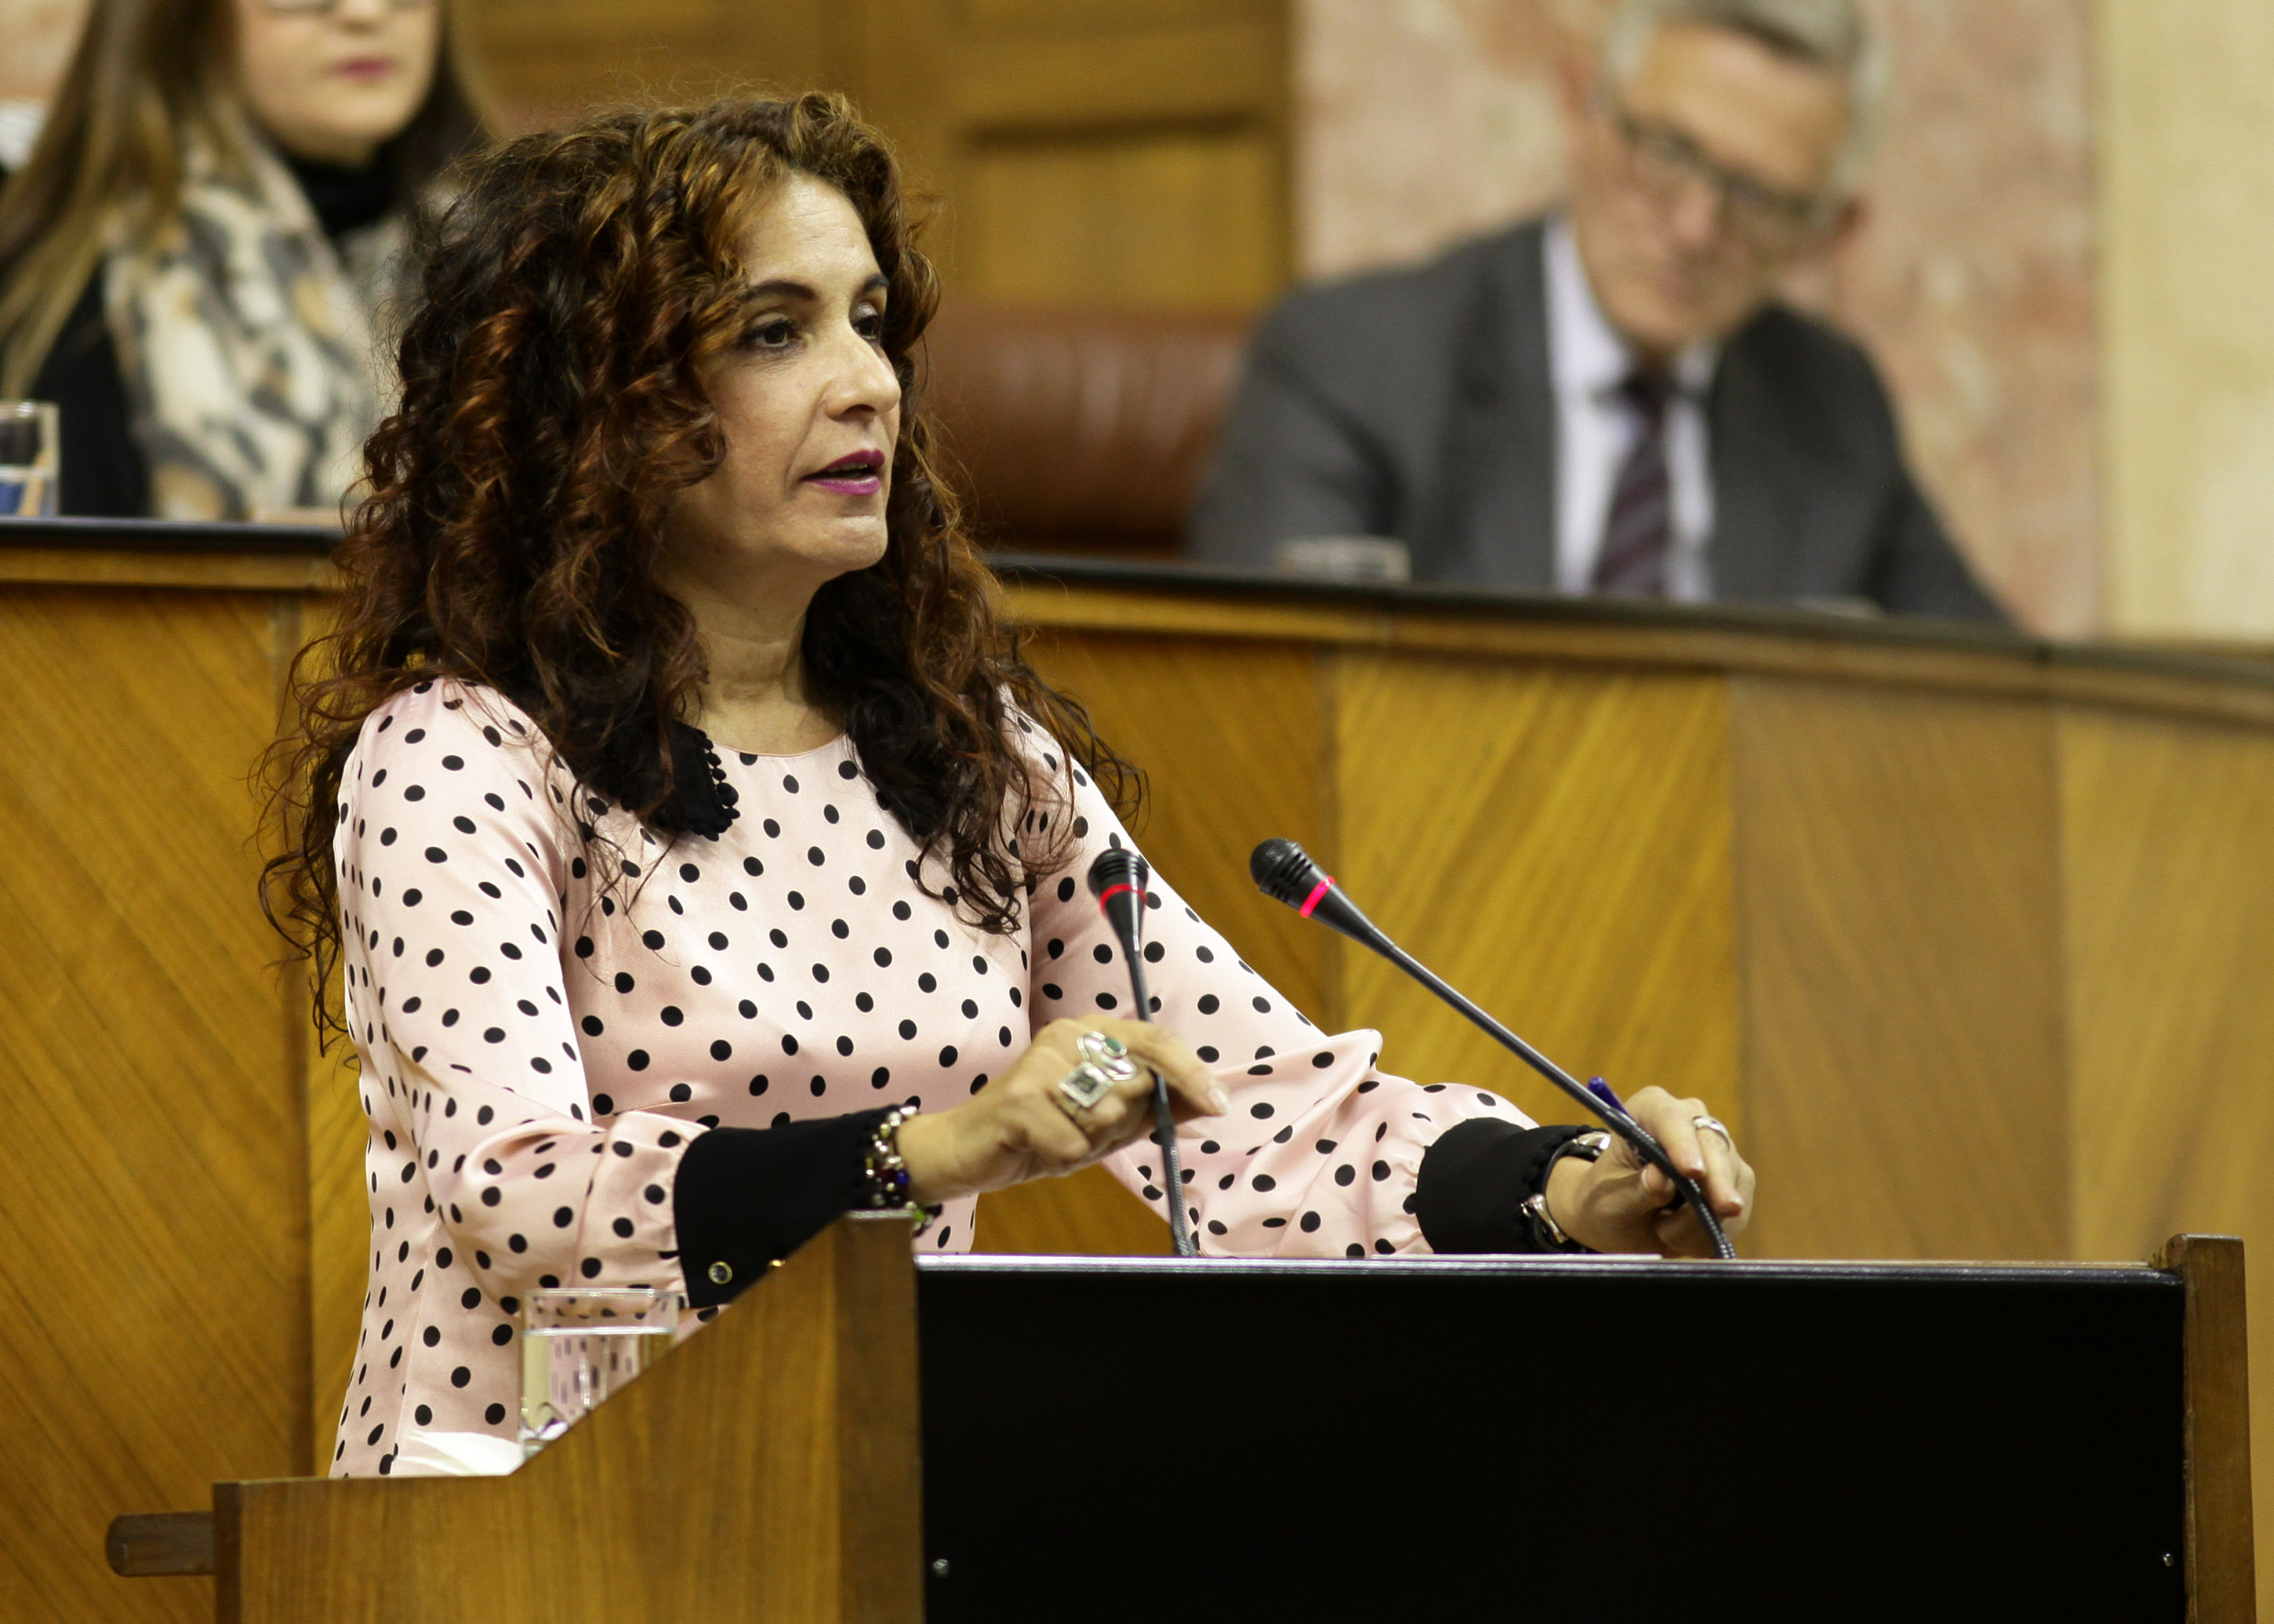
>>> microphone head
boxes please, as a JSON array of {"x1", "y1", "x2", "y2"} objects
[
  {"x1": 1087, "y1": 845, "x2": 1152, "y2": 962},
  {"x1": 1085, "y1": 845, "x2": 1150, "y2": 900},
  {"x1": 1249, "y1": 837, "x2": 1392, "y2": 955},
  {"x1": 1250, "y1": 838, "x2": 1324, "y2": 909}
]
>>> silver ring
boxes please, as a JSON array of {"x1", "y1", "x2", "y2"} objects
[
  {"x1": 1691, "y1": 1114, "x2": 1735, "y2": 1147},
  {"x1": 1055, "y1": 1061, "x2": 1117, "y2": 1113},
  {"x1": 1056, "y1": 1031, "x2": 1139, "y2": 1117},
  {"x1": 1077, "y1": 1029, "x2": 1132, "y2": 1067}
]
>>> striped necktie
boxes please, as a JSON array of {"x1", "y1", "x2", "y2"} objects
[{"x1": 1591, "y1": 371, "x2": 1676, "y2": 598}]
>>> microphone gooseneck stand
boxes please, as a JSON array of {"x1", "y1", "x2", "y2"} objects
[
  {"x1": 1248, "y1": 838, "x2": 1736, "y2": 1262},
  {"x1": 1086, "y1": 848, "x2": 1197, "y2": 1257}
]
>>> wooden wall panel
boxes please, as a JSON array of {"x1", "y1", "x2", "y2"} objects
[
  {"x1": 16, "y1": 554, "x2": 2274, "y2": 1619},
  {"x1": 0, "y1": 587, "x2": 306, "y2": 1622},
  {"x1": 841, "y1": 0, "x2": 1289, "y2": 307},
  {"x1": 973, "y1": 630, "x2": 1326, "y2": 1253},
  {"x1": 1730, "y1": 679, "x2": 2068, "y2": 1262},
  {"x1": 2060, "y1": 707, "x2": 2274, "y2": 1614},
  {"x1": 1025, "y1": 631, "x2": 1332, "y2": 1030},
  {"x1": 963, "y1": 129, "x2": 1283, "y2": 310},
  {"x1": 1331, "y1": 653, "x2": 1742, "y2": 1137},
  {"x1": 460, "y1": 0, "x2": 838, "y2": 133},
  {"x1": 307, "y1": 1043, "x2": 365, "y2": 1476},
  {"x1": 454, "y1": 0, "x2": 1293, "y2": 310},
  {"x1": 282, "y1": 605, "x2": 376, "y2": 1475}
]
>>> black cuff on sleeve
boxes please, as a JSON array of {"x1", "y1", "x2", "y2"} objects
[
  {"x1": 1413, "y1": 1119, "x2": 1593, "y2": 1254},
  {"x1": 674, "y1": 1110, "x2": 892, "y2": 1307}
]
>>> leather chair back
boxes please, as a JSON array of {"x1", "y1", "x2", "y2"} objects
[{"x1": 919, "y1": 300, "x2": 1252, "y2": 558}]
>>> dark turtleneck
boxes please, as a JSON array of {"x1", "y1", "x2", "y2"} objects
[{"x1": 285, "y1": 144, "x2": 401, "y2": 244}]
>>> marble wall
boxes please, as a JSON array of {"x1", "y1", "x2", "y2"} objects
[
  {"x1": 1295, "y1": 0, "x2": 2101, "y2": 636},
  {"x1": 2098, "y1": 2, "x2": 2274, "y2": 640}
]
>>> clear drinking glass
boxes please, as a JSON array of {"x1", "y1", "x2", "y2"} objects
[
  {"x1": 0, "y1": 401, "x2": 59, "y2": 517},
  {"x1": 518, "y1": 1286, "x2": 677, "y2": 1458}
]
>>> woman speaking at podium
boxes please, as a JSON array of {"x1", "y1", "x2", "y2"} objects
[{"x1": 267, "y1": 94, "x2": 1753, "y2": 1477}]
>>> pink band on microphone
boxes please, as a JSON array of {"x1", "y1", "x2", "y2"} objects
[{"x1": 1298, "y1": 877, "x2": 1335, "y2": 918}]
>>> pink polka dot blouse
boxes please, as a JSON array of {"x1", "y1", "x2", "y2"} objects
[{"x1": 329, "y1": 678, "x2": 1529, "y2": 1475}]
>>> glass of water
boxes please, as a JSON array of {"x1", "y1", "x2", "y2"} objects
[
  {"x1": 0, "y1": 401, "x2": 58, "y2": 518},
  {"x1": 519, "y1": 1286, "x2": 677, "y2": 1457}
]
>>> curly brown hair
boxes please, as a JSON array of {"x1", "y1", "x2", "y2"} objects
[{"x1": 264, "y1": 92, "x2": 1133, "y2": 1035}]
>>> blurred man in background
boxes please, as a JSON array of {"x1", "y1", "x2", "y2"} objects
[{"x1": 1191, "y1": 0, "x2": 2003, "y2": 621}]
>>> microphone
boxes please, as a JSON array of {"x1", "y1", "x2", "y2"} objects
[
  {"x1": 1249, "y1": 838, "x2": 1734, "y2": 1261},
  {"x1": 1087, "y1": 847, "x2": 1196, "y2": 1257}
]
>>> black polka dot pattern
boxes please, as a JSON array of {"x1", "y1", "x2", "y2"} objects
[{"x1": 325, "y1": 681, "x2": 1525, "y2": 1479}]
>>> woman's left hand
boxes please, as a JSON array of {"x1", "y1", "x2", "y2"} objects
[{"x1": 1544, "y1": 1086, "x2": 1755, "y2": 1258}]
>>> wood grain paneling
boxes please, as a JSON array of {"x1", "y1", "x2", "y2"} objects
[
  {"x1": 460, "y1": 0, "x2": 839, "y2": 132},
  {"x1": 841, "y1": 0, "x2": 1289, "y2": 307},
  {"x1": 452, "y1": 0, "x2": 1293, "y2": 311},
  {"x1": 2155, "y1": 1235, "x2": 2258, "y2": 1622},
  {"x1": 964, "y1": 128, "x2": 1283, "y2": 310},
  {"x1": 975, "y1": 631, "x2": 1326, "y2": 1254},
  {"x1": 946, "y1": 9, "x2": 1284, "y2": 128},
  {"x1": 1024, "y1": 630, "x2": 1331, "y2": 1026},
  {"x1": 1331, "y1": 652, "x2": 1742, "y2": 1135},
  {"x1": 282, "y1": 610, "x2": 376, "y2": 1475},
  {"x1": 17, "y1": 545, "x2": 2274, "y2": 1623},
  {"x1": 0, "y1": 586, "x2": 307, "y2": 1622},
  {"x1": 305, "y1": 1042, "x2": 365, "y2": 1474},
  {"x1": 1730, "y1": 679, "x2": 2068, "y2": 1263},
  {"x1": 955, "y1": 0, "x2": 1282, "y2": 43},
  {"x1": 962, "y1": 1165, "x2": 1161, "y2": 1257},
  {"x1": 2061, "y1": 711, "x2": 2274, "y2": 1253},
  {"x1": 0, "y1": 548, "x2": 336, "y2": 592},
  {"x1": 2062, "y1": 709, "x2": 2274, "y2": 1615},
  {"x1": 223, "y1": 1215, "x2": 923, "y2": 1623},
  {"x1": 999, "y1": 575, "x2": 2274, "y2": 729}
]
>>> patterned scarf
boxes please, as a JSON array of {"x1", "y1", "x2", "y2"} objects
[{"x1": 104, "y1": 134, "x2": 401, "y2": 521}]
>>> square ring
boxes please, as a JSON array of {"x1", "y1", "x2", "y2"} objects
[{"x1": 1055, "y1": 1061, "x2": 1117, "y2": 1111}]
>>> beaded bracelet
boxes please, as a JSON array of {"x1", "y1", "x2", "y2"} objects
[{"x1": 863, "y1": 1106, "x2": 942, "y2": 1235}]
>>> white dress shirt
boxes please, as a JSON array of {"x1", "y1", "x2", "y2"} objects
[{"x1": 1543, "y1": 217, "x2": 1720, "y2": 601}]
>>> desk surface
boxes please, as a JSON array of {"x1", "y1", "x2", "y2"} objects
[{"x1": 2, "y1": 515, "x2": 2269, "y2": 726}]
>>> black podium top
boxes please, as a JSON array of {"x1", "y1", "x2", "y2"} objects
[{"x1": 914, "y1": 1253, "x2": 2185, "y2": 1622}]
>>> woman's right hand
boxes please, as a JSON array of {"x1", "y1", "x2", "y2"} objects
[{"x1": 895, "y1": 1017, "x2": 1228, "y2": 1206}]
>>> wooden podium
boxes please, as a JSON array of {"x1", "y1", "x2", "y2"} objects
[
  {"x1": 216, "y1": 1215, "x2": 924, "y2": 1622},
  {"x1": 112, "y1": 1217, "x2": 2251, "y2": 1620}
]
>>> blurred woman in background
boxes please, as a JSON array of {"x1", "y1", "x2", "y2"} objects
[{"x1": 0, "y1": 0, "x2": 486, "y2": 518}]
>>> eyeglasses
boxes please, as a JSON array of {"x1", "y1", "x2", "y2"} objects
[
  {"x1": 253, "y1": 0, "x2": 434, "y2": 14},
  {"x1": 1607, "y1": 104, "x2": 1833, "y2": 250}
]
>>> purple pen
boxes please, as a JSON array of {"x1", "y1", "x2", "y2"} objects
[{"x1": 1586, "y1": 1075, "x2": 1685, "y2": 1208}]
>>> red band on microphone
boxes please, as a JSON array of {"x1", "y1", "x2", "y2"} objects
[
  {"x1": 1096, "y1": 882, "x2": 1142, "y2": 910},
  {"x1": 1298, "y1": 877, "x2": 1335, "y2": 918}
]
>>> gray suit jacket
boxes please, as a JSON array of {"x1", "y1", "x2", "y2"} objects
[{"x1": 1190, "y1": 218, "x2": 2004, "y2": 622}]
